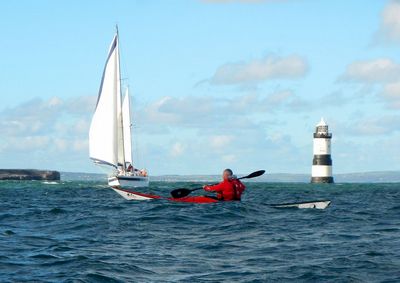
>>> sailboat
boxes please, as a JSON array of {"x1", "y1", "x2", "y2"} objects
[{"x1": 89, "y1": 28, "x2": 149, "y2": 188}]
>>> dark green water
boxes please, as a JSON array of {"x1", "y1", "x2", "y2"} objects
[{"x1": 0, "y1": 181, "x2": 399, "y2": 282}]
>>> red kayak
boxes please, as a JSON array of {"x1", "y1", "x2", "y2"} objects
[
  {"x1": 169, "y1": 195, "x2": 219, "y2": 203},
  {"x1": 110, "y1": 186, "x2": 331, "y2": 209},
  {"x1": 112, "y1": 187, "x2": 219, "y2": 203}
]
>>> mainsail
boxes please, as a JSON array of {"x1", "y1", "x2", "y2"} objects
[
  {"x1": 89, "y1": 34, "x2": 122, "y2": 168},
  {"x1": 122, "y1": 88, "x2": 133, "y2": 166}
]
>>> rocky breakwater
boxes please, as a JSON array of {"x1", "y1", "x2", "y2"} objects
[{"x1": 0, "y1": 169, "x2": 60, "y2": 181}]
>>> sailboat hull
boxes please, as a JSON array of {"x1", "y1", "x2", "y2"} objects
[{"x1": 108, "y1": 175, "x2": 149, "y2": 188}]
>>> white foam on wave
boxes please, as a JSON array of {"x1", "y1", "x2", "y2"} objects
[{"x1": 42, "y1": 181, "x2": 59, "y2": 185}]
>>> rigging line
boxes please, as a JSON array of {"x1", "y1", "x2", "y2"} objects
[{"x1": 115, "y1": 25, "x2": 131, "y2": 90}]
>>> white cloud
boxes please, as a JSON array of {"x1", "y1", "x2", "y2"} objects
[
  {"x1": 72, "y1": 139, "x2": 89, "y2": 152},
  {"x1": 339, "y1": 58, "x2": 400, "y2": 108},
  {"x1": 0, "y1": 98, "x2": 60, "y2": 136},
  {"x1": 266, "y1": 90, "x2": 293, "y2": 104},
  {"x1": 233, "y1": 90, "x2": 309, "y2": 113},
  {"x1": 222, "y1": 154, "x2": 237, "y2": 163},
  {"x1": 65, "y1": 95, "x2": 97, "y2": 115},
  {"x1": 0, "y1": 95, "x2": 96, "y2": 170},
  {"x1": 170, "y1": 142, "x2": 186, "y2": 157},
  {"x1": 341, "y1": 58, "x2": 400, "y2": 83},
  {"x1": 158, "y1": 96, "x2": 214, "y2": 116},
  {"x1": 54, "y1": 138, "x2": 68, "y2": 152},
  {"x1": 129, "y1": 91, "x2": 312, "y2": 174},
  {"x1": 375, "y1": 0, "x2": 400, "y2": 44},
  {"x1": 48, "y1": 97, "x2": 63, "y2": 107},
  {"x1": 381, "y1": 82, "x2": 400, "y2": 109},
  {"x1": 210, "y1": 135, "x2": 234, "y2": 149},
  {"x1": 0, "y1": 96, "x2": 96, "y2": 137},
  {"x1": 6, "y1": 136, "x2": 51, "y2": 152},
  {"x1": 339, "y1": 115, "x2": 400, "y2": 136},
  {"x1": 210, "y1": 54, "x2": 308, "y2": 85},
  {"x1": 333, "y1": 135, "x2": 400, "y2": 173},
  {"x1": 139, "y1": 96, "x2": 184, "y2": 125},
  {"x1": 138, "y1": 90, "x2": 308, "y2": 132}
]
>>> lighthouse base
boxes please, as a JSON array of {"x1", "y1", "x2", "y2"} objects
[{"x1": 311, "y1": 176, "x2": 334, "y2": 184}]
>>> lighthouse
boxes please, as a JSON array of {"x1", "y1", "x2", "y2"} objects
[{"x1": 311, "y1": 118, "x2": 334, "y2": 183}]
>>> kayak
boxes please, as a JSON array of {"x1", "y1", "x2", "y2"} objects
[
  {"x1": 170, "y1": 196, "x2": 219, "y2": 203},
  {"x1": 112, "y1": 187, "x2": 219, "y2": 203},
  {"x1": 270, "y1": 200, "x2": 331, "y2": 209},
  {"x1": 112, "y1": 187, "x2": 331, "y2": 208},
  {"x1": 112, "y1": 187, "x2": 161, "y2": 200}
]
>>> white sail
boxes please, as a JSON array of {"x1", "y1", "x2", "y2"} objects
[
  {"x1": 122, "y1": 88, "x2": 133, "y2": 165},
  {"x1": 89, "y1": 35, "x2": 120, "y2": 168},
  {"x1": 90, "y1": 28, "x2": 150, "y2": 189}
]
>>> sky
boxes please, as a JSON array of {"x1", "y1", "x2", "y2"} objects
[{"x1": 1, "y1": 0, "x2": 400, "y2": 175}]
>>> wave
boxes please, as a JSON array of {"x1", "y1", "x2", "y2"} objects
[{"x1": 0, "y1": 182, "x2": 399, "y2": 282}]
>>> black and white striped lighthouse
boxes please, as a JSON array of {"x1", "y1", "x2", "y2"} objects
[{"x1": 311, "y1": 118, "x2": 334, "y2": 183}]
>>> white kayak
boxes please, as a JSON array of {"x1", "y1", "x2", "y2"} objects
[{"x1": 270, "y1": 200, "x2": 331, "y2": 209}]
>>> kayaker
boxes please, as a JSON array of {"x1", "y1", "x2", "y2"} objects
[{"x1": 203, "y1": 169, "x2": 246, "y2": 201}]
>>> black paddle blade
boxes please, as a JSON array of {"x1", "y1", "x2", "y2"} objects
[
  {"x1": 170, "y1": 188, "x2": 192, "y2": 199},
  {"x1": 170, "y1": 170, "x2": 265, "y2": 198},
  {"x1": 242, "y1": 170, "x2": 265, "y2": 179}
]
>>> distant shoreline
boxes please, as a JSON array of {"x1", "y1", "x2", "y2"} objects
[{"x1": 61, "y1": 171, "x2": 400, "y2": 183}]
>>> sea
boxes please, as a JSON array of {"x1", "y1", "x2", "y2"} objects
[{"x1": 0, "y1": 181, "x2": 399, "y2": 282}]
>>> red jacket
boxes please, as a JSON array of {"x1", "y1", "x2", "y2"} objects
[{"x1": 204, "y1": 179, "x2": 246, "y2": 201}]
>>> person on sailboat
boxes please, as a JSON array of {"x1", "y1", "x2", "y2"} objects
[
  {"x1": 203, "y1": 169, "x2": 246, "y2": 201},
  {"x1": 126, "y1": 163, "x2": 134, "y2": 173},
  {"x1": 139, "y1": 169, "x2": 148, "y2": 177}
]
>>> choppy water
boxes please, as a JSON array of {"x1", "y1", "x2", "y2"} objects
[{"x1": 0, "y1": 181, "x2": 399, "y2": 282}]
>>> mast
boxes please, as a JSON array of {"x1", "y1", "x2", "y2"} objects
[{"x1": 115, "y1": 25, "x2": 126, "y2": 172}]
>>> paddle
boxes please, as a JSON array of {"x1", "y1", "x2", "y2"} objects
[{"x1": 170, "y1": 170, "x2": 265, "y2": 199}]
